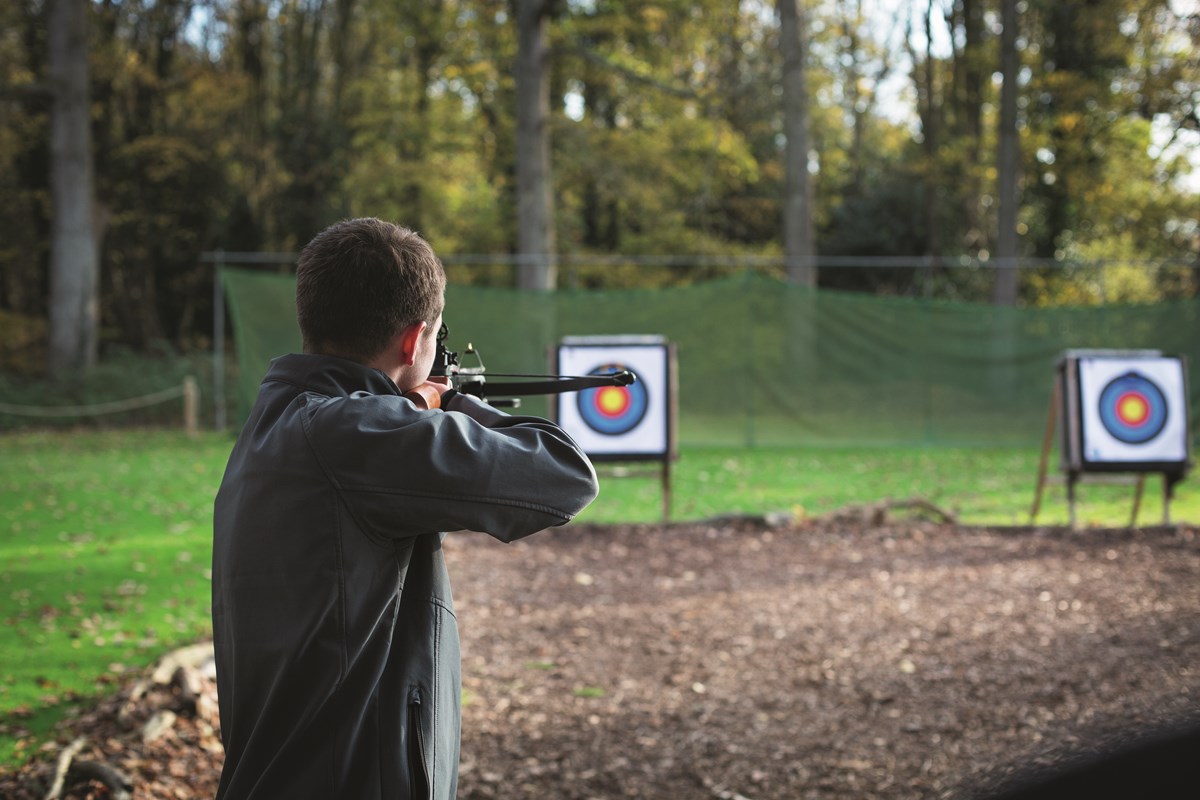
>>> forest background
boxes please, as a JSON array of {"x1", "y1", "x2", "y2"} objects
[{"x1": 0, "y1": 0, "x2": 1197, "y2": 382}]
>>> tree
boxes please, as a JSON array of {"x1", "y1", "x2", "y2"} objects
[
  {"x1": 90, "y1": 0, "x2": 235, "y2": 348},
  {"x1": 1024, "y1": 0, "x2": 1130, "y2": 259},
  {"x1": 907, "y1": 0, "x2": 942, "y2": 278},
  {"x1": 993, "y1": 0, "x2": 1020, "y2": 306},
  {"x1": 554, "y1": 0, "x2": 761, "y2": 275},
  {"x1": 47, "y1": 0, "x2": 99, "y2": 376},
  {"x1": 811, "y1": 1, "x2": 929, "y2": 296},
  {"x1": 0, "y1": 0, "x2": 51, "y2": 344},
  {"x1": 778, "y1": 0, "x2": 815, "y2": 287},
  {"x1": 343, "y1": 0, "x2": 514, "y2": 258},
  {"x1": 515, "y1": 0, "x2": 556, "y2": 289},
  {"x1": 947, "y1": 0, "x2": 987, "y2": 249},
  {"x1": 2, "y1": 0, "x2": 1198, "y2": 353},
  {"x1": 830, "y1": 0, "x2": 898, "y2": 198}
]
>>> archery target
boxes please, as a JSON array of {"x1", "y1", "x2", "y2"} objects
[
  {"x1": 556, "y1": 340, "x2": 671, "y2": 458},
  {"x1": 1078, "y1": 356, "x2": 1188, "y2": 465},
  {"x1": 1097, "y1": 373, "x2": 1167, "y2": 444},
  {"x1": 576, "y1": 364, "x2": 650, "y2": 436}
]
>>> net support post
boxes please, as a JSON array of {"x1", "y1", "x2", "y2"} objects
[
  {"x1": 183, "y1": 376, "x2": 199, "y2": 438},
  {"x1": 213, "y1": 252, "x2": 227, "y2": 432}
]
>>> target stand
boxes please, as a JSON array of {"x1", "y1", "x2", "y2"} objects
[
  {"x1": 1030, "y1": 350, "x2": 1191, "y2": 529},
  {"x1": 554, "y1": 336, "x2": 678, "y2": 521}
]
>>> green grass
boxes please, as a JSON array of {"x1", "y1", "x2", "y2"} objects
[
  {"x1": 578, "y1": 445, "x2": 1200, "y2": 527},
  {"x1": 0, "y1": 431, "x2": 228, "y2": 766},
  {"x1": 2, "y1": 429, "x2": 1197, "y2": 767}
]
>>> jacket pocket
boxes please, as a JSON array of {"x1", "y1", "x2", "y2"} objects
[{"x1": 408, "y1": 687, "x2": 432, "y2": 800}]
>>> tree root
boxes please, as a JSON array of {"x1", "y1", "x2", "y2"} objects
[
  {"x1": 43, "y1": 736, "x2": 133, "y2": 800},
  {"x1": 823, "y1": 498, "x2": 958, "y2": 526},
  {"x1": 43, "y1": 737, "x2": 85, "y2": 800},
  {"x1": 34, "y1": 641, "x2": 218, "y2": 798}
]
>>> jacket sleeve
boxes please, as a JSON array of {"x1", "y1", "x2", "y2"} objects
[{"x1": 300, "y1": 390, "x2": 599, "y2": 542}]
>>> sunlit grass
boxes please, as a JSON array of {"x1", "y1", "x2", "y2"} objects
[
  {"x1": 0, "y1": 431, "x2": 227, "y2": 766},
  {"x1": 579, "y1": 445, "x2": 1197, "y2": 528}
]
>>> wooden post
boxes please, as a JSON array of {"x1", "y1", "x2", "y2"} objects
[
  {"x1": 1130, "y1": 475, "x2": 1146, "y2": 528},
  {"x1": 1163, "y1": 474, "x2": 1173, "y2": 526},
  {"x1": 664, "y1": 341, "x2": 678, "y2": 523},
  {"x1": 213, "y1": 254, "x2": 226, "y2": 431},
  {"x1": 1029, "y1": 380, "x2": 1059, "y2": 524},
  {"x1": 661, "y1": 458, "x2": 671, "y2": 523},
  {"x1": 1067, "y1": 473, "x2": 1078, "y2": 531},
  {"x1": 183, "y1": 376, "x2": 199, "y2": 438}
]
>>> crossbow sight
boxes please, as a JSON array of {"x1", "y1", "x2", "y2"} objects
[{"x1": 430, "y1": 323, "x2": 634, "y2": 406}]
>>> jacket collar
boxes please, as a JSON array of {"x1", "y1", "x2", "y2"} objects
[{"x1": 263, "y1": 353, "x2": 402, "y2": 398}]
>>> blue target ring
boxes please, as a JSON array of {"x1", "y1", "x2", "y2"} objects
[
  {"x1": 576, "y1": 364, "x2": 648, "y2": 436},
  {"x1": 1098, "y1": 372, "x2": 1168, "y2": 444}
]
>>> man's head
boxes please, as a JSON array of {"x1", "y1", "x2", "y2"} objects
[{"x1": 296, "y1": 218, "x2": 446, "y2": 364}]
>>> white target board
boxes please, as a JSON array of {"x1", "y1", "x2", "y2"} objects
[
  {"x1": 555, "y1": 337, "x2": 673, "y2": 461},
  {"x1": 1073, "y1": 354, "x2": 1189, "y2": 469}
]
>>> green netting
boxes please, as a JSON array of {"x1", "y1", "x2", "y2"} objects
[{"x1": 221, "y1": 267, "x2": 1200, "y2": 447}]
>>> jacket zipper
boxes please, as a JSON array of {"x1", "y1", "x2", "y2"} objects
[{"x1": 408, "y1": 687, "x2": 431, "y2": 800}]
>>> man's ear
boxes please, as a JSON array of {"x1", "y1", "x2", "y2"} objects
[{"x1": 398, "y1": 321, "x2": 427, "y2": 367}]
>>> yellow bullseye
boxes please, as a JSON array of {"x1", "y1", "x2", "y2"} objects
[
  {"x1": 596, "y1": 386, "x2": 628, "y2": 416},
  {"x1": 1117, "y1": 393, "x2": 1149, "y2": 425}
]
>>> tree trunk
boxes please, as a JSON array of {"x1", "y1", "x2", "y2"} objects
[
  {"x1": 47, "y1": 0, "x2": 99, "y2": 377},
  {"x1": 918, "y1": 0, "x2": 940, "y2": 292},
  {"x1": 777, "y1": 0, "x2": 818, "y2": 398},
  {"x1": 515, "y1": 0, "x2": 556, "y2": 290},
  {"x1": 841, "y1": 1, "x2": 865, "y2": 196},
  {"x1": 956, "y1": 0, "x2": 986, "y2": 250},
  {"x1": 993, "y1": 0, "x2": 1020, "y2": 306},
  {"x1": 778, "y1": 0, "x2": 815, "y2": 287}
]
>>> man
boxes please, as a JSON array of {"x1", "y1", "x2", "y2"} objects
[{"x1": 212, "y1": 218, "x2": 598, "y2": 799}]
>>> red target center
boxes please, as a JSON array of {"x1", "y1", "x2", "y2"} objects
[
  {"x1": 1115, "y1": 391, "x2": 1150, "y2": 426},
  {"x1": 594, "y1": 386, "x2": 630, "y2": 418}
]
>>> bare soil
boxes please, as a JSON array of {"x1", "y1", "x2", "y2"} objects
[{"x1": 3, "y1": 517, "x2": 1200, "y2": 799}]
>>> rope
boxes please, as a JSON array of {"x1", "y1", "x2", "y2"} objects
[{"x1": 0, "y1": 385, "x2": 186, "y2": 417}]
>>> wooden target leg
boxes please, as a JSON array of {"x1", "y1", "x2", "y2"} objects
[
  {"x1": 1130, "y1": 475, "x2": 1145, "y2": 529},
  {"x1": 661, "y1": 458, "x2": 671, "y2": 523},
  {"x1": 1067, "y1": 473, "x2": 1079, "y2": 531},
  {"x1": 1029, "y1": 382, "x2": 1059, "y2": 525},
  {"x1": 1163, "y1": 474, "x2": 1174, "y2": 527}
]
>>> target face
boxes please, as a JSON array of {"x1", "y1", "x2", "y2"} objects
[
  {"x1": 556, "y1": 339, "x2": 672, "y2": 459},
  {"x1": 1078, "y1": 356, "x2": 1188, "y2": 466},
  {"x1": 1098, "y1": 373, "x2": 1167, "y2": 444},
  {"x1": 576, "y1": 364, "x2": 649, "y2": 436}
]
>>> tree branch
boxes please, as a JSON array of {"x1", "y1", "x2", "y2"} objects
[
  {"x1": 562, "y1": 42, "x2": 699, "y2": 100},
  {"x1": 0, "y1": 81, "x2": 54, "y2": 99}
]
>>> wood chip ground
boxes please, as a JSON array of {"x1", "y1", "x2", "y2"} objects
[{"x1": 3, "y1": 519, "x2": 1199, "y2": 799}]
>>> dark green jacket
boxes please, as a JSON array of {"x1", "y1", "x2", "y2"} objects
[{"x1": 212, "y1": 354, "x2": 598, "y2": 799}]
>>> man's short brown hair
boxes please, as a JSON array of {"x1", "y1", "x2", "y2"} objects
[{"x1": 296, "y1": 218, "x2": 446, "y2": 362}]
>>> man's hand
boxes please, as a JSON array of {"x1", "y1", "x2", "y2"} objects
[{"x1": 403, "y1": 377, "x2": 453, "y2": 410}]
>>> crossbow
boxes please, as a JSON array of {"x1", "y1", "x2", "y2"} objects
[{"x1": 429, "y1": 323, "x2": 634, "y2": 406}]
